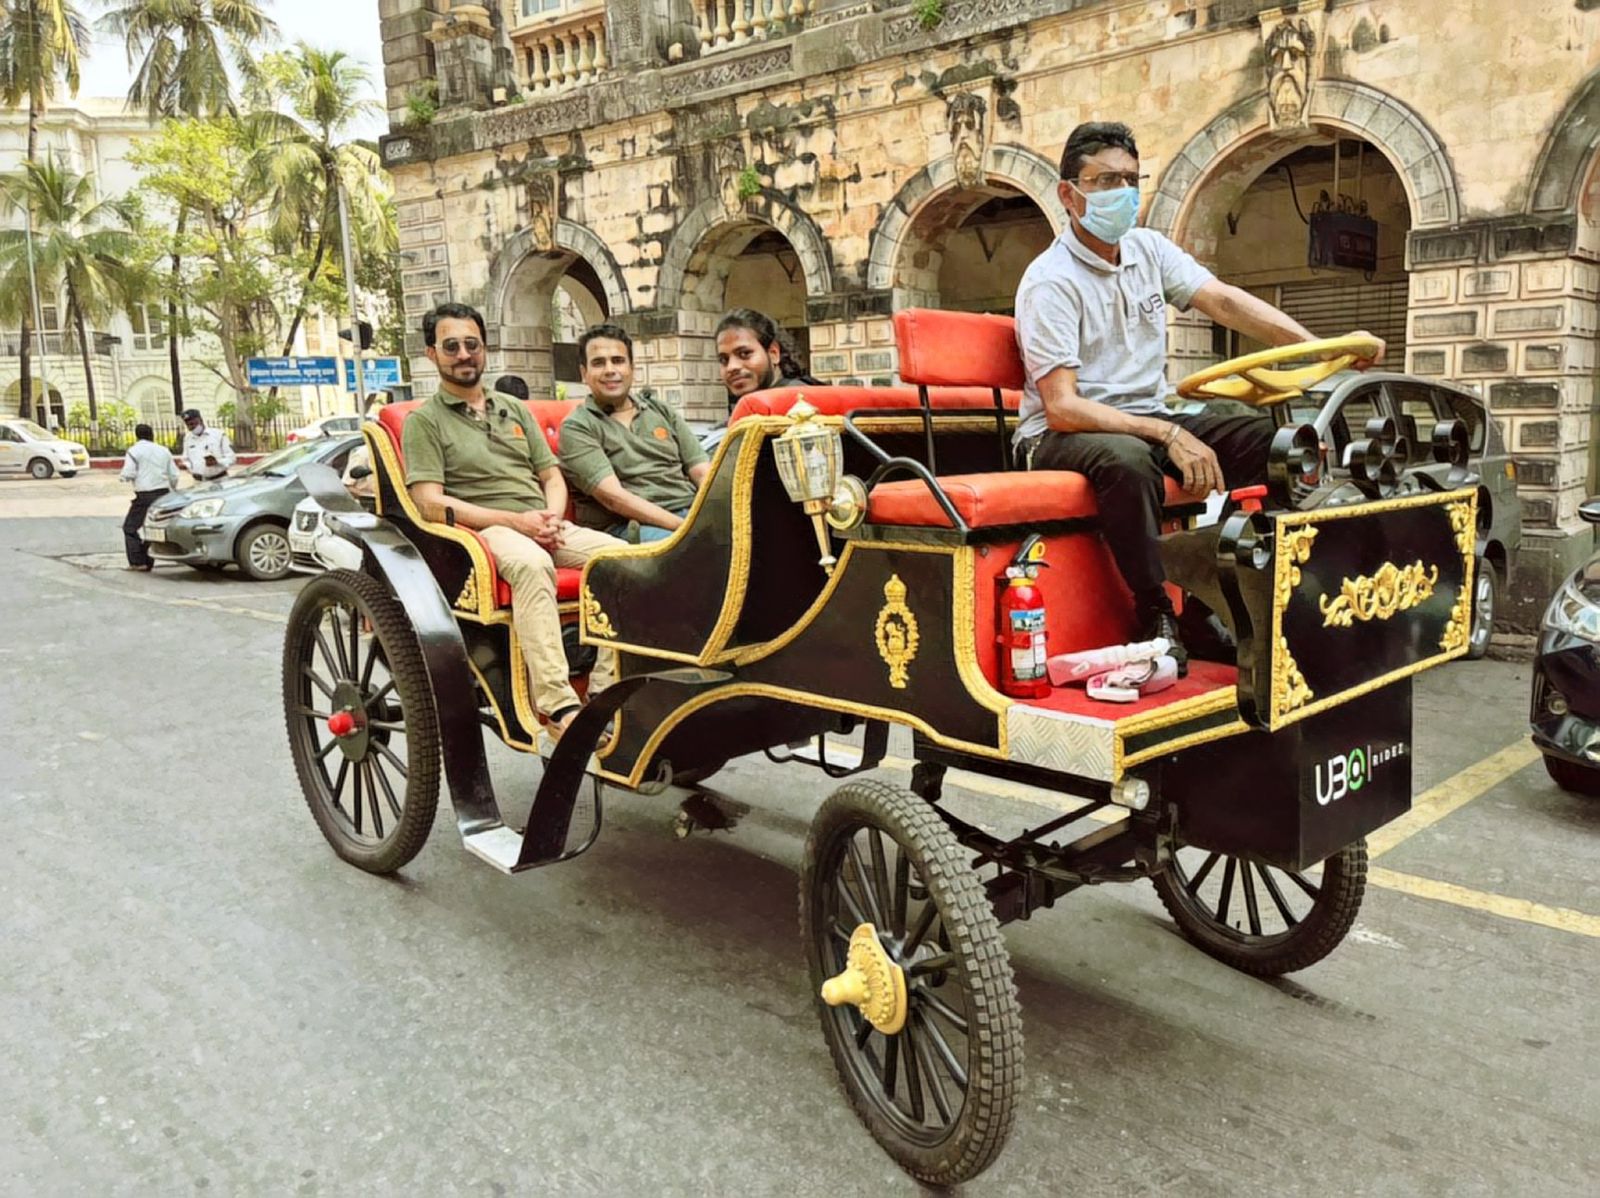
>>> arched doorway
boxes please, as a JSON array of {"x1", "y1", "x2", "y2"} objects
[
  {"x1": 888, "y1": 185, "x2": 1054, "y2": 315},
  {"x1": 4, "y1": 378, "x2": 66, "y2": 428},
  {"x1": 720, "y1": 226, "x2": 810, "y2": 363},
  {"x1": 498, "y1": 250, "x2": 611, "y2": 399},
  {"x1": 1201, "y1": 135, "x2": 1412, "y2": 360}
]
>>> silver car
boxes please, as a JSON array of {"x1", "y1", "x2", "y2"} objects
[{"x1": 142, "y1": 435, "x2": 361, "y2": 580}]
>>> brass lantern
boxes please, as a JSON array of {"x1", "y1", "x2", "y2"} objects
[{"x1": 772, "y1": 398, "x2": 846, "y2": 573}]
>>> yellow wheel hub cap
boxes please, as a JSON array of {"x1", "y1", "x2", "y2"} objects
[{"x1": 821, "y1": 923, "x2": 908, "y2": 1035}]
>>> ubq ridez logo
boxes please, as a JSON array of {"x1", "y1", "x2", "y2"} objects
[{"x1": 1315, "y1": 741, "x2": 1408, "y2": 806}]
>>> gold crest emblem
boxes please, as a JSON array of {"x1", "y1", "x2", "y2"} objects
[{"x1": 874, "y1": 574, "x2": 920, "y2": 689}]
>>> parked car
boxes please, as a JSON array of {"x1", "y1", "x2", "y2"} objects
[
  {"x1": 1530, "y1": 498, "x2": 1600, "y2": 796},
  {"x1": 1284, "y1": 371, "x2": 1522, "y2": 660},
  {"x1": 0, "y1": 418, "x2": 89, "y2": 478},
  {"x1": 141, "y1": 435, "x2": 361, "y2": 580},
  {"x1": 286, "y1": 413, "x2": 362, "y2": 444},
  {"x1": 289, "y1": 494, "x2": 363, "y2": 575}
]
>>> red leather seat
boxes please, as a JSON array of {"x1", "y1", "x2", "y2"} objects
[
  {"x1": 375, "y1": 398, "x2": 584, "y2": 607},
  {"x1": 730, "y1": 383, "x2": 1021, "y2": 425},
  {"x1": 868, "y1": 472, "x2": 1203, "y2": 528}
]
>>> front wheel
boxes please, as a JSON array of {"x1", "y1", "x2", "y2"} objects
[
  {"x1": 1542, "y1": 752, "x2": 1600, "y2": 797},
  {"x1": 28, "y1": 457, "x2": 53, "y2": 479},
  {"x1": 283, "y1": 569, "x2": 440, "y2": 873},
  {"x1": 1152, "y1": 841, "x2": 1367, "y2": 975},
  {"x1": 237, "y1": 523, "x2": 293, "y2": 580},
  {"x1": 1466, "y1": 558, "x2": 1497, "y2": 660},
  {"x1": 800, "y1": 780, "x2": 1021, "y2": 1187}
]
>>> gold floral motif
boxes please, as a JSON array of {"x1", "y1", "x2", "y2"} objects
[
  {"x1": 581, "y1": 584, "x2": 617, "y2": 640},
  {"x1": 1440, "y1": 498, "x2": 1478, "y2": 656},
  {"x1": 1275, "y1": 525, "x2": 1319, "y2": 607},
  {"x1": 454, "y1": 572, "x2": 479, "y2": 612},
  {"x1": 874, "y1": 574, "x2": 920, "y2": 689},
  {"x1": 1275, "y1": 635, "x2": 1314, "y2": 714},
  {"x1": 1319, "y1": 560, "x2": 1440, "y2": 628},
  {"x1": 1446, "y1": 499, "x2": 1475, "y2": 560}
]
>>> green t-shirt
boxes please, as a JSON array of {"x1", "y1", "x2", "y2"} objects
[
  {"x1": 558, "y1": 395, "x2": 709, "y2": 529},
  {"x1": 402, "y1": 389, "x2": 558, "y2": 512}
]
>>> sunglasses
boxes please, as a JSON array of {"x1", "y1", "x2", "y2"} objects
[{"x1": 438, "y1": 337, "x2": 483, "y2": 356}]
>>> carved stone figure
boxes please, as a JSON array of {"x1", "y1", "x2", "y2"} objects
[
  {"x1": 947, "y1": 90, "x2": 988, "y2": 189},
  {"x1": 1261, "y1": 10, "x2": 1318, "y2": 130},
  {"x1": 714, "y1": 138, "x2": 747, "y2": 216},
  {"x1": 526, "y1": 172, "x2": 557, "y2": 251}
]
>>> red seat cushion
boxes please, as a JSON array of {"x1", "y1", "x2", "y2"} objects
[
  {"x1": 893, "y1": 309, "x2": 1027, "y2": 391},
  {"x1": 868, "y1": 471, "x2": 1205, "y2": 528},
  {"x1": 730, "y1": 384, "x2": 1020, "y2": 425},
  {"x1": 493, "y1": 567, "x2": 580, "y2": 608}
]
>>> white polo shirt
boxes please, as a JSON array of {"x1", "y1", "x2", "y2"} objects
[{"x1": 1014, "y1": 225, "x2": 1214, "y2": 441}]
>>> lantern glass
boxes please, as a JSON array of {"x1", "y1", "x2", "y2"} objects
[{"x1": 773, "y1": 405, "x2": 841, "y2": 505}]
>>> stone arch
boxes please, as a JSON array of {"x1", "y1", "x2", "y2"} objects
[
  {"x1": 483, "y1": 217, "x2": 632, "y2": 328},
  {"x1": 124, "y1": 375, "x2": 174, "y2": 421},
  {"x1": 1528, "y1": 67, "x2": 1600, "y2": 216},
  {"x1": 652, "y1": 193, "x2": 833, "y2": 312},
  {"x1": 866, "y1": 143, "x2": 1067, "y2": 294},
  {"x1": 1147, "y1": 80, "x2": 1461, "y2": 243}
]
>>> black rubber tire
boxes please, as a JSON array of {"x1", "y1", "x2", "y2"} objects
[
  {"x1": 1542, "y1": 752, "x2": 1600, "y2": 797},
  {"x1": 27, "y1": 457, "x2": 53, "y2": 480},
  {"x1": 237, "y1": 523, "x2": 294, "y2": 580},
  {"x1": 284, "y1": 569, "x2": 440, "y2": 873},
  {"x1": 60, "y1": 470, "x2": 76, "y2": 478},
  {"x1": 800, "y1": 779, "x2": 1021, "y2": 1187},
  {"x1": 1152, "y1": 841, "x2": 1367, "y2": 976},
  {"x1": 1466, "y1": 558, "x2": 1497, "y2": 661}
]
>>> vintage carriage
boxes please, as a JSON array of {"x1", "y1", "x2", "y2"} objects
[{"x1": 282, "y1": 310, "x2": 1482, "y2": 1185}]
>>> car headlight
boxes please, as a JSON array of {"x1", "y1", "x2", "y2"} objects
[
  {"x1": 180, "y1": 497, "x2": 227, "y2": 519},
  {"x1": 1546, "y1": 578, "x2": 1600, "y2": 641}
]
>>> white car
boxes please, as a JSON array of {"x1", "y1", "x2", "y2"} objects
[
  {"x1": 0, "y1": 418, "x2": 90, "y2": 478},
  {"x1": 289, "y1": 495, "x2": 362, "y2": 574},
  {"x1": 285, "y1": 413, "x2": 362, "y2": 445}
]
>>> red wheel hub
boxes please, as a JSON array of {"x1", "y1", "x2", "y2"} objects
[{"x1": 327, "y1": 710, "x2": 357, "y2": 738}]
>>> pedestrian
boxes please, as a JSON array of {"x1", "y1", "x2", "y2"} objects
[
  {"x1": 120, "y1": 423, "x2": 178, "y2": 571},
  {"x1": 180, "y1": 408, "x2": 236, "y2": 481}
]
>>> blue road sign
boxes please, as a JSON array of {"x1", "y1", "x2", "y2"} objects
[
  {"x1": 343, "y1": 357, "x2": 405, "y2": 391},
  {"x1": 245, "y1": 356, "x2": 340, "y2": 387}
]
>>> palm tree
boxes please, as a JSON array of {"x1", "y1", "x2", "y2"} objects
[
  {"x1": 99, "y1": 0, "x2": 277, "y2": 414},
  {"x1": 0, "y1": 158, "x2": 148, "y2": 425},
  {"x1": 247, "y1": 44, "x2": 393, "y2": 363},
  {"x1": 0, "y1": 0, "x2": 89, "y2": 420}
]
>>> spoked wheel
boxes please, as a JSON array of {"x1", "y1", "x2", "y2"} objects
[
  {"x1": 800, "y1": 781, "x2": 1021, "y2": 1186},
  {"x1": 283, "y1": 569, "x2": 440, "y2": 874},
  {"x1": 1152, "y1": 840, "x2": 1367, "y2": 976}
]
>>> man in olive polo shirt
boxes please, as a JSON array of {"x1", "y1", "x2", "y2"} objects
[
  {"x1": 403, "y1": 302, "x2": 622, "y2": 740},
  {"x1": 559, "y1": 323, "x2": 710, "y2": 543}
]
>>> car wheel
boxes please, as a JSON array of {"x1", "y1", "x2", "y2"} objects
[
  {"x1": 237, "y1": 524, "x2": 294, "y2": 580},
  {"x1": 1542, "y1": 753, "x2": 1600, "y2": 797},
  {"x1": 1466, "y1": 558, "x2": 1497, "y2": 660},
  {"x1": 27, "y1": 457, "x2": 53, "y2": 480}
]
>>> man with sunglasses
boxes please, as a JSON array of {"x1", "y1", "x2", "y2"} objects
[
  {"x1": 402, "y1": 302, "x2": 621, "y2": 742},
  {"x1": 1014, "y1": 121, "x2": 1383, "y2": 672}
]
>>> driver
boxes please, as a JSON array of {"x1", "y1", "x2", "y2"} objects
[{"x1": 1015, "y1": 120, "x2": 1383, "y2": 671}]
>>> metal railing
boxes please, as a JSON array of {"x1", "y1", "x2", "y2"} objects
[{"x1": 61, "y1": 414, "x2": 298, "y2": 456}]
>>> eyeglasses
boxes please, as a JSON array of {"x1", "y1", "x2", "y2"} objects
[
  {"x1": 438, "y1": 337, "x2": 483, "y2": 356},
  {"x1": 1070, "y1": 172, "x2": 1148, "y2": 193}
]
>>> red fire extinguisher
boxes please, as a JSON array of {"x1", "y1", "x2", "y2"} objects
[{"x1": 998, "y1": 534, "x2": 1050, "y2": 699}]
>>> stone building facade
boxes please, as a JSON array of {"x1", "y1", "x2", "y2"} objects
[{"x1": 379, "y1": 0, "x2": 1600, "y2": 628}]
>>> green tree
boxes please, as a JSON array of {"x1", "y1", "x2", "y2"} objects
[
  {"x1": 99, "y1": 0, "x2": 278, "y2": 414},
  {"x1": 0, "y1": 158, "x2": 148, "y2": 424},
  {"x1": 0, "y1": 0, "x2": 89, "y2": 420},
  {"x1": 246, "y1": 44, "x2": 394, "y2": 362}
]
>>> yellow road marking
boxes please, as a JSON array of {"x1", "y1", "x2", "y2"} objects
[
  {"x1": 1369, "y1": 867, "x2": 1600, "y2": 938},
  {"x1": 1366, "y1": 739, "x2": 1541, "y2": 859}
]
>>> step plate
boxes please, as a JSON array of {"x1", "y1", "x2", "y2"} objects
[{"x1": 463, "y1": 825, "x2": 525, "y2": 875}]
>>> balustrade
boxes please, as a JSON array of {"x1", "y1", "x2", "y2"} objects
[
  {"x1": 696, "y1": 1, "x2": 806, "y2": 54},
  {"x1": 511, "y1": 3, "x2": 609, "y2": 96}
]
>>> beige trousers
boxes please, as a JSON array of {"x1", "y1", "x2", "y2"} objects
[{"x1": 478, "y1": 522, "x2": 622, "y2": 718}]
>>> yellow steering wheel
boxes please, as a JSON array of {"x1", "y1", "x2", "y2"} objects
[{"x1": 1176, "y1": 334, "x2": 1384, "y2": 407}]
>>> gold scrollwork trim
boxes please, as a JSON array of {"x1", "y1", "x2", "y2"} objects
[
  {"x1": 581, "y1": 584, "x2": 617, "y2": 639},
  {"x1": 874, "y1": 574, "x2": 920, "y2": 689},
  {"x1": 1319, "y1": 560, "x2": 1439, "y2": 628},
  {"x1": 1275, "y1": 634, "x2": 1314, "y2": 715},
  {"x1": 455, "y1": 572, "x2": 479, "y2": 612},
  {"x1": 1275, "y1": 525, "x2": 1318, "y2": 607},
  {"x1": 1439, "y1": 496, "x2": 1478, "y2": 657}
]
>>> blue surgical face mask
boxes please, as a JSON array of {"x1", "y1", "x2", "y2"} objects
[{"x1": 1073, "y1": 185, "x2": 1141, "y2": 243}]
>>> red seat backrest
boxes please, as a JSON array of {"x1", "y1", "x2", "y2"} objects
[
  {"x1": 730, "y1": 384, "x2": 1020, "y2": 425},
  {"x1": 375, "y1": 397, "x2": 579, "y2": 462},
  {"x1": 894, "y1": 308, "x2": 1027, "y2": 392}
]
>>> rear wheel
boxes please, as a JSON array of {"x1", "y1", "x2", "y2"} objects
[
  {"x1": 1466, "y1": 558, "x2": 1497, "y2": 660},
  {"x1": 28, "y1": 457, "x2": 52, "y2": 479},
  {"x1": 1542, "y1": 753, "x2": 1600, "y2": 797},
  {"x1": 238, "y1": 523, "x2": 293, "y2": 580},
  {"x1": 283, "y1": 569, "x2": 440, "y2": 873},
  {"x1": 801, "y1": 781, "x2": 1021, "y2": 1186},
  {"x1": 1152, "y1": 841, "x2": 1367, "y2": 975}
]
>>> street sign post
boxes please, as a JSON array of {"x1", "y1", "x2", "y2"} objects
[
  {"x1": 343, "y1": 357, "x2": 405, "y2": 392},
  {"x1": 245, "y1": 357, "x2": 341, "y2": 387}
]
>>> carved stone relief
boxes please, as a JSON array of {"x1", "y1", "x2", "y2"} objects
[
  {"x1": 947, "y1": 90, "x2": 988, "y2": 190},
  {"x1": 1259, "y1": 5, "x2": 1326, "y2": 131}
]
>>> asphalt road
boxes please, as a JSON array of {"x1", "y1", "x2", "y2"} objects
[{"x1": 3, "y1": 474, "x2": 1598, "y2": 1196}]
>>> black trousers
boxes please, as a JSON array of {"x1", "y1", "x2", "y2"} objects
[
  {"x1": 123, "y1": 489, "x2": 168, "y2": 566},
  {"x1": 1030, "y1": 412, "x2": 1274, "y2": 616}
]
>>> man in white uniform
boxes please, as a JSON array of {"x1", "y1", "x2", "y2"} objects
[
  {"x1": 180, "y1": 408, "x2": 236, "y2": 481},
  {"x1": 119, "y1": 422, "x2": 179, "y2": 570}
]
